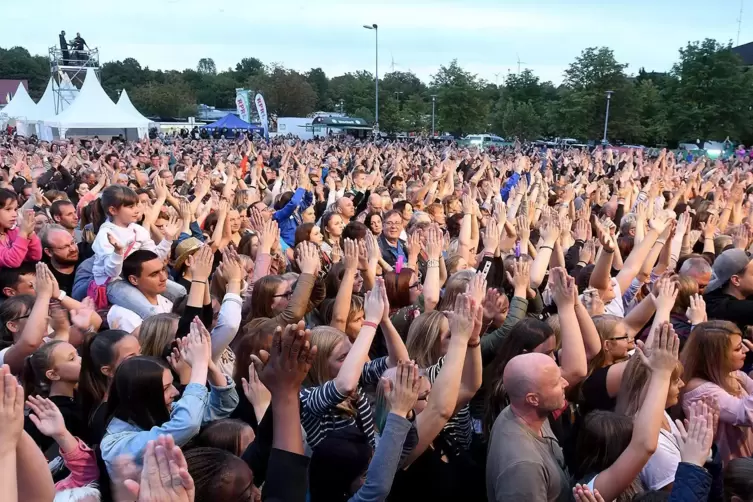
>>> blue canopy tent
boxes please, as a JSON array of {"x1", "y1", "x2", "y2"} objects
[{"x1": 199, "y1": 113, "x2": 263, "y2": 136}]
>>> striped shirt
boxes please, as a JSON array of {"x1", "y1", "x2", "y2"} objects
[
  {"x1": 300, "y1": 356, "x2": 388, "y2": 449},
  {"x1": 426, "y1": 356, "x2": 473, "y2": 450}
]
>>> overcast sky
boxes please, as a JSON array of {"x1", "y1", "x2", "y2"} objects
[{"x1": 2, "y1": 0, "x2": 748, "y2": 85}]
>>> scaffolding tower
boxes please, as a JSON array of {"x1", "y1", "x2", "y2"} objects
[{"x1": 47, "y1": 45, "x2": 100, "y2": 114}]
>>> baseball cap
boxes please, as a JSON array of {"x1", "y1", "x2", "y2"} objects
[{"x1": 705, "y1": 248, "x2": 751, "y2": 293}]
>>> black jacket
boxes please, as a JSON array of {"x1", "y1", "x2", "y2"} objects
[{"x1": 704, "y1": 288, "x2": 753, "y2": 333}]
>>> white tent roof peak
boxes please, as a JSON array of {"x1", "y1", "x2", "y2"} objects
[
  {"x1": 117, "y1": 88, "x2": 152, "y2": 123},
  {"x1": 0, "y1": 82, "x2": 37, "y2": 120},
  {"x1": 45, "y1": 68, "x2": 149, "y2": 129}
]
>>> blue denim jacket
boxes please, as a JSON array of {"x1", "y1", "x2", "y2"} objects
[{"x1": 100, "y1": 378, "x2": 238, "y2": 475}]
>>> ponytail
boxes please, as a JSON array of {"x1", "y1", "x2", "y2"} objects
[
  {"x1": 91, "y1": 198, "x2": 108, "y2": 234},
  {"x1": 79, "y1": 330, "x2": 130, "y2": 422},
  {"x1": 21, "y1": 340, "x2": 64, "y2": 399}
]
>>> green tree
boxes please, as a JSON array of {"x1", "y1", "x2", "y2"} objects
[
  {"x1": 430, "y1": 60, "x2": 488, "y2": 136},
  {"x1": 130, "y1": 79, "x2": 197, "y2": 117},
  {"x1": 305, "y1": 67, "x2": 330, "y2": 110},
  {"x1": 0, "y1": 47, "x2": 50, "y2": 99},
  {"x1": 635, "y1": 80, "x2": 669, "y2": 145},
  {"x1": 667, "y1": 39, "x2": 753, "y2": 143},
  {"x1": 248, "y1": 65, "x2": 317, "y2": 117},
  {"x1": 561, "y1": 47, "x2": 639, "y2": 142},
  {"x1": 328, "y1": 71, "x2": 376, "y2": 119},
  {"x1": 197, "y1": 58, "x2": 217, "y2": 76},
  {"x1": 492, "y1": 100, "x2": 542, "y2": 140},
  {"x1": 235, "y1": 57, "x2": 263, "y2": 79}
]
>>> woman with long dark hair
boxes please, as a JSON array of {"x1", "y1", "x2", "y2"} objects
[{"x1": 100, "y1": 322, "x2": 238, "y2": 474}]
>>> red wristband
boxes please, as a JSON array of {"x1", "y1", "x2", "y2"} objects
[{"x1": 362, "y1": 321, "x2": 379, "y2": 330}]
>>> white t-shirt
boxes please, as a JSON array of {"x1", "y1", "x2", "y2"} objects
[
  {"x1": 107, "y1": 295, "x2": 173, "y2": 333},
  {"x1": 640, "y1": 412, "x2": 681, "y2": 490},
  {"x1": 0, "y1": 346, "x2": 8, "y2": 366},
  {"x1": 604, "y1": 277, "x2": 625, "y2": 318}
]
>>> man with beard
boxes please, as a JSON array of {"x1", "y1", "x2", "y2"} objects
[
  {"x1": 50, "y1": 200, "x2": 82, "y2": 244},
  {"x1": 41, "y1": 224, "x2": 81, "y2": 296},
  {"x1": 486, "y1": 353, "x2": 572, "y2": 502}
]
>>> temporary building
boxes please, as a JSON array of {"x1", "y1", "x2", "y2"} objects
[
  {"x1": 116, "y1": 89, "x2": 153, "y2": 125},
  {"x1": 0, "y1": 82, "x2": 37, "y2": 125},
  {"x1": 44, "y1": 68, "x2": 149, "y2": 139},
  {"x1": 200, "y1": 113, "x2": 263, "y2": 133}
]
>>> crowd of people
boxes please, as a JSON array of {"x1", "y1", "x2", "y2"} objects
[{"x1": 1, "y1": 130, "x2": 753, "y2": 502}]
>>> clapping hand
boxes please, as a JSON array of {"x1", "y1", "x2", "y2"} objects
[
  {"x1": 122, "y1": 436, "x2": 195, "y2": 502},
  {"x1": 445, "y1": 293, "x2": 474, "y2": 343},
  {"x1": 381, "y1": 361, "x2": 421, "y2": 418},
  {"x1": 0, "y1": 365, "x2": 24, "y2": 453},
  {"x1": 674, "y1": 400, "x2": 715, "y2": 467},
  {"x1": 638, "y1": 322, "x2": 680, "y2": 373},
  {"x1": 249, "y1": 320, "x2": 318, "y2": 397},
  {"x1": 108, "y1": 231, "x2": 126, "y2": 255},
  {"x1": 572, "y1": 485, "x2": 605, "y2": 502}
]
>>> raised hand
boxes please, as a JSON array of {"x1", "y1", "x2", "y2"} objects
[
  {"x1": 242, "y1": 362, "x2": 271, "y2": 418},
  {"x1": 162, "y1": 214, "x2": 182, "y2": 241},
  {"x1": 426, "y1": 225, "x2": 442, "y2": 260},
  {"x1": 483, "y1": 218, "x2": 500, "y2": 254},
  {"x1": 249, "y1": 321, "x2": 317, "y2": 397},
  {"x1": 685, "y1": 294, "x2": 707, "y2": 326},
  {"x1": 342, "y1": 238, "x2": 359, "y2": 271},
  {"x1": 572, "y1": 485, "x2": 605, "y2": 502},
  {"x1": 296, "y1": 240, "x2": 320, "y2": 275},
  {"x1": 466, "y1": 272, "x2": 487, "y2": 305},
  {"x1": 191, "y1": 245, "x2": 214, "y2": 283},
  {"x1": 652, "y1": 277, "x2": 678, "y2": 313},
  {"x1": 123, "y1": 436, "x2": 195, "y2": 502},
  {"x1": 26, "y1": 395, "x2": 67, "y2": 439},
  {"x1": 180, "y1": 321, "x2": 210, "y2": 370},
  {"x1": 70, "y1": 297, "x2": 96, "y2": 331},
  {"x1": 108, "y1": 231, "x2": 126, "y2": 255},
  {"x1": 549, "y1": 267, "x2": 576, "y2": 308},
  {"x1": 35, "y1": 262, "x2": 55, "y2": 299},
  {"x1": 18, "y1": 208, "x2": 34, "y2": 237},
  {"x1": 382, "y1": 361, "x2": 421, "y2": 418},
  {"x1": 0, "y1": 365, "x2": 24, "y2": 453},
  {"x1": 673, "y1": 400, "x2": 714, "y2": 467},
  {"x1": 505, "y1": 258, "x2": 531, "y2": 296},
  {"x1": 364, "y1": 279, "x2": 386, "y2": 324},
  {"x1": 640, "y1": 322, "x2": 680, "y2": 373},
  {"x1": 446, "y1": 293, "x2": 474, "y2": 343}
]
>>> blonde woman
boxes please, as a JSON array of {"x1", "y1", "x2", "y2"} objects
[
  {"x1": 681, "y1": 320, "x2": 753, "y2": 463},
  {"x1": 616, "y1": 349, "x2": 686, "y2": 491},
  {"x1": 299, "y1": 279, "x2": 409, "y2": 450}
]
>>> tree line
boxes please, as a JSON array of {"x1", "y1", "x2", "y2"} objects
[{"x1": 1, "y1": 38, "x2": 752, "y2": 146}]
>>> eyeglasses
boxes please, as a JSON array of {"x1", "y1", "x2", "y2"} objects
[
  {"x1": 48, "y1": 241, "x2": 77, "y2": 251},
  {"x1": 274, "y1": 290, "x2": 294, "y2": 299},
  {"x1": 385, "y1": 220, "x2": 402, "y2": 227},
  {"x1": 408, "y1": 282, "x2": 422, "y2": 291},
  {"x1": 10, "y1": 313, "x2": 30, "y2": 322},
  {"x1": 611, "y1": 335, "x2": 631, "y2": 341}
]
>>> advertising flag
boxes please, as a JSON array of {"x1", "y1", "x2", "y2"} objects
[{"x1": 254, "y1": 93, "x2": 269, "y2": 140}]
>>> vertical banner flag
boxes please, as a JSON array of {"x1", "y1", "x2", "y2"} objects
[
  {"x1": 235, "y1": 89, "x2": 251, "y2": 123},
  {"x1": 255, "y1": 93, "x2": 269, "y2": 140}
]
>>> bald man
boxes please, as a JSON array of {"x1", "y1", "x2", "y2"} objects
[{"x1": 486, "y1": 353, "x2": 571, "y2": 502}]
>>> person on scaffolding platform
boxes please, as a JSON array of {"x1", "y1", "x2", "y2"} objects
[
  {"x1": 71, "y1": 32, "x2": 89, "y2": 64},
  {"x1": 59, "y1": 30, "x2": 70, "y2": 65}
]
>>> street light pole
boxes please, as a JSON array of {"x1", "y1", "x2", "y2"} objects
[
  {"x1": 363, "y1": 24, "x2": 379, "y2": 134},
  {"x1": 431, "y1": 94, "x2": 437, "y2": 136},
  {"x1": 602, "y1": 90, "x2": 614, "y2": 145}
]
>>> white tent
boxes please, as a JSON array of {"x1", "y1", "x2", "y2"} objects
[
  {"x1": 0, "y1": 82, "x2": 37, "y2": 123},
  {"x1": 44, "y1": 68, "x2": 149, "y2": 139},
  {"x1": 35, "y1": 77, "x2": 79, "y2": 120},
  {"x1": 117, "y1": 89, "x2": 153, "y2": 124}
]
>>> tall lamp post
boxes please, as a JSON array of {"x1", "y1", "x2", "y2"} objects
[
  {"x1": 431, "y1": 94, "x2": 437, "y2": 137},
  {"x1": 363, "y1": 24, "x2": 379, "y2": 134},
  {"x1": 602, "y1": 90, "x2": 614, "y2": 145}
]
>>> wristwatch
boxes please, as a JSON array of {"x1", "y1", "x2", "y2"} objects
[{"x1": 56, "y1": 290, "x2": 67, "y2": 301}]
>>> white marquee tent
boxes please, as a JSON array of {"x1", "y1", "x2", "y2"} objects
[
  {"x1": 34, "y1": 77, "x2": 79, "y2": 120},
  {"x1": 44, "y1": 68, "x2": 149, "y2": 139},
  {"x1": 117, "y1": 89, "x2": 153, "y2": 124},
  {"x1": 0, "y1": 82, "x2": 37, "y2": 130}
]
